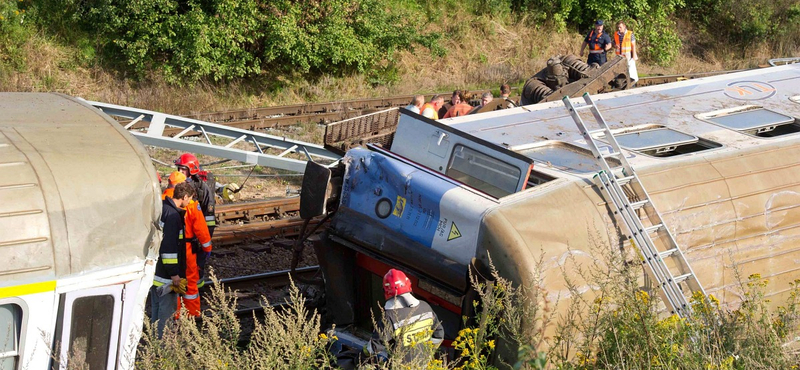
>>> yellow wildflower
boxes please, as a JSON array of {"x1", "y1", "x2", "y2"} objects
[{"x1": 488, "y1": 340, "x2": 495, "y2": 350}]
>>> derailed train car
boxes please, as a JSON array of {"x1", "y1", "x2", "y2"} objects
[
  {"x1": 305, "y1": 64, "x2": 800, "y2": 355},
  {"x1": 0, "y1": 93, "x2": 161, "y2": 369}
]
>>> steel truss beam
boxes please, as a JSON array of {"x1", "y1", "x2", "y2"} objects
[{"x1": 85, "y1": 100, "x2": 341, "y2": 173}]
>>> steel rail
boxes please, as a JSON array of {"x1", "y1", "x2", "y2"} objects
[{"x1": 212, "y1": 217, "x2": 325, "y2": 246}]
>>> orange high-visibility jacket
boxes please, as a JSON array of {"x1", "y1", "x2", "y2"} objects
[
  {"x1": 182, "y1": 200, "x2": 212, "y2": 316},
  {"x1": 185, "y1": 200, "x2": 213, "y2": 254},
  {"x1": 420, "y1": 103, "x2": 439, "y2": 120},
  {"x1": 614, "y1": 30, "x2": 633, "y2": 56}
]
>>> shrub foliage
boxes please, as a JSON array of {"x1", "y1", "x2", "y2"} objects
[{"x1": 6, "y1": 0, "x2": 799, "y2": 83}]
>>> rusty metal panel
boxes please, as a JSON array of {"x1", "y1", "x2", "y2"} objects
[{"x1": 324, "y1": 108, "x2": 400, "y2": 155}]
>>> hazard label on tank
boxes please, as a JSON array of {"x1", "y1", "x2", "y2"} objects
[
  {"x1": 393, "y1": 195, "x2": 406, "y2": 217},
  {"x1": 448, "y1": 222, "x2": 461, "y2": 241}
]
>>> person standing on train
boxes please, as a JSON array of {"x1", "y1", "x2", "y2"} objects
[
  {"x1": 580, "y1": 20, "x2": 612, "y2": 66},
  {"x1": 151, "y1": 182, "x2": 194, "y2": 337},
  {"x1": 366, "y1": 269, "x2": 444, "y2": 365},
  {"x1": 162, "y1": 172, "x2": 213, "y2": 318},
  {"x1": 175, "y1": 153, "x2": 216, "y2": 289}
]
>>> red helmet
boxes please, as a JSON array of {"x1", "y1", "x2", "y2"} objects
[
  {"x1": 383, "y1": 269, "x2": 412, "y2": 299},
  {"x1": 175, "y1": 153, "x2": 200, "y2": 175}
]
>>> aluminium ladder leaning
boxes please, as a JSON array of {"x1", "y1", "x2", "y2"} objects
[{"x1": 561, "y1": 92, "x2": 707, "y2": 318}]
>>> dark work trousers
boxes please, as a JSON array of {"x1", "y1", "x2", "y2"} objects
[{"x1": 588, "y1": 53, "x2": 607, "y2": 66}]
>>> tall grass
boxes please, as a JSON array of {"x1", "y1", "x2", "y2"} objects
[{"x1": 137, "y1": 241, "x2": 800, "y2": 369}]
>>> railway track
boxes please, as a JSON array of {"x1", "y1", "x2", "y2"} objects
[
  {"x1": 216, "y1": 197, "x2": 300, "y2": 224},
  {"x1": 212, "y1": 197, "x2": 328, "y2": 246},
  {"x1": 204, "y1": 266, "x2": 321, "y2": 316}
]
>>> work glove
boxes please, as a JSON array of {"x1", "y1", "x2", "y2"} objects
[{"x1": 170, "y1": 278, "x2": 188, "y2": 294}]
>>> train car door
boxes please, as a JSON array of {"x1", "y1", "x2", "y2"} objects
[{"x1": 57, "y1": 285, "x2": 123, "y2": 370}]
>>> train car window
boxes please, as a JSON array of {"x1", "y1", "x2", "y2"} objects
[
  {"x1": 517, "y1": 141, "x2": 621, "y2": 174},
  {"x1": 69, "y1": 295, "x2": 114, "y2": 370},
  {"x1": 600, "y1": 127, "x2": 722, "y2": 158},
  {"x1": 0, "y1": 304, "x2": 21, "y2": 370},
  {"x1": 698, "y1": 106, "x2": 800, "y2": 137},
  {"x1": 446, "y1": 145, "x2": 521, "y2": 198}
]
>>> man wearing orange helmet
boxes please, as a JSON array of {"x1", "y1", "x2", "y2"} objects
[
  {"x1": 162, "y1": 171, "x2": 212, "y2": 318},
  {"x1": 366, "y1": 269, "x2": 444, "y2": 364},
  {"x1": 175, "y1": 153, "x2": 216, "y2": 289}
]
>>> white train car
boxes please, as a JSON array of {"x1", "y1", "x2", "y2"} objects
[
  {"x1": 0, "y1": 93, "x2": 161, "y2": 369},
  {"x1": 308, "y1": 64, "x2": 800, "y2": 353}
]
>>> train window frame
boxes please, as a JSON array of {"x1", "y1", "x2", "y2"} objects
[
  {"x1": 514, "y1": 141, "x2": 621, "y2": 174},
  {"x1": 445, "y1": 145, "x2": 522, "y2": 198},
  {"x1": 595, "y1": 125, "x2": 722, "y2": 158},
  {"x1": 0, "y1": 301, "x2": 25, "y2": 370},
  {"x1": 58, "y1": 285, "x2": 123, "y2": 370},
  {"x1": 696, "y1": 106, "x2": 800, "y2": 138}
]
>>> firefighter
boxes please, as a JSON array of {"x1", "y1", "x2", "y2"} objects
[
  {"x1": 175, "y1": 153, "x2": 216, "y2": 289},
  {"x1": 151, "y1": 182, "x2": 193, "y2": 337},
  {"x1": 366, "y1": 269, "x2": 444, "y2": 364},
  {"x1": 161, "y1": 171, "x2": 186, "y2": 200},
  {"x1": 162, "y1": 171, "x2": 212, "y2": 318}
]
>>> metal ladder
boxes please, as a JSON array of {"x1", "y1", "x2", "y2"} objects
[
  {"x1": 562, "y1": 92, "x2": 706, "y2": 318},
  {"x1": 84, "y1": 100, "x2": 341, "y2": 173}
]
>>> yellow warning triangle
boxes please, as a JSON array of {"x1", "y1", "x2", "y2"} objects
[{"x1": 448, "y1": 222, "x2": 462, "y2": 241}]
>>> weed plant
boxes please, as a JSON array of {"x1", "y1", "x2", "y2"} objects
[
  {"x1": 138, "y1": 243, "x2": 800, "y2": 369},
  {"x1": 529, "y1": 237, "x2": 800, "y2": 370}
]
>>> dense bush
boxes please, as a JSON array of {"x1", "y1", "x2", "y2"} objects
[
  {"x1": 5, "y1": 0, "x2": 797, "y2": 85},
  {"x1": 25, "y1": 0, "x2": 433, "y2": 83},
  {"x1": 682, "y1": 0, "x2": 800, "y2": 55}
]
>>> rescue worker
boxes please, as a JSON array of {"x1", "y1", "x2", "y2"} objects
[
  {"x1": 161, "y1": 171, "x2": 186, "y2": 200},
  {"x1": 580, "y1": 20, "x2": 612, "y2": 66},
  {"x1": 442, "y1": 90, "x2": 474, "y2": 118},
  {"x1": 151, "y1": 182, "x2": 194, "y2": 337},
  {"x1": 499, "y1": 83, "x2": 517, "y2": 108},
  {"x1": 366, "y1": 269, "x2": 444, "y2": 364},
  {"x1": 162, "y1": 171, "x2": 213, "y2": 318},
  {"x1": 613, "y1": 20, "x2": 639, "y2": 86},
  {"x1": 175, "y1": 153, "x2": 216, "y2": 289},
  {"x1": 420, "y1": 95, "x2": 445, "y2": 120},
  {"x1": 404, "y1": 95, "x2": 425, "y2": 114}
]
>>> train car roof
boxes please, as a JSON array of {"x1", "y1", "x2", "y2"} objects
[
  {"x1": 441, "y1": 64, "x2": 800, "y2": 177},
  {"x1": 0, "y1": 93, "x2": 161, "y2": 287}
]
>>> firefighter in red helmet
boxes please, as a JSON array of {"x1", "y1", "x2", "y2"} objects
[
  {"x1": 366, "y1": 269, "x2": 444, "y2": 364},
  {"x1": 174, "y1": 153, "x2": 216, "y2": 289}
]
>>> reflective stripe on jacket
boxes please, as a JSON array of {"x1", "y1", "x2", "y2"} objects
[
  {"x1": 154, "y1": 197, "x2": 186, "y2": 285},
  {"x1": 368, "y1": 294, "x2": 444, "y2": 363},
  {"x1": 615, "y1": 30, "x2": 632, "y2": 56}
]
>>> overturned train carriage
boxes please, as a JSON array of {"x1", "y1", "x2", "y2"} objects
[
  {"x1": 309, "y1": 64, "x2": 800, "y2": 359},
  {"x1": 0, "y1": 93, "x2": 161, "y2": 369}
]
